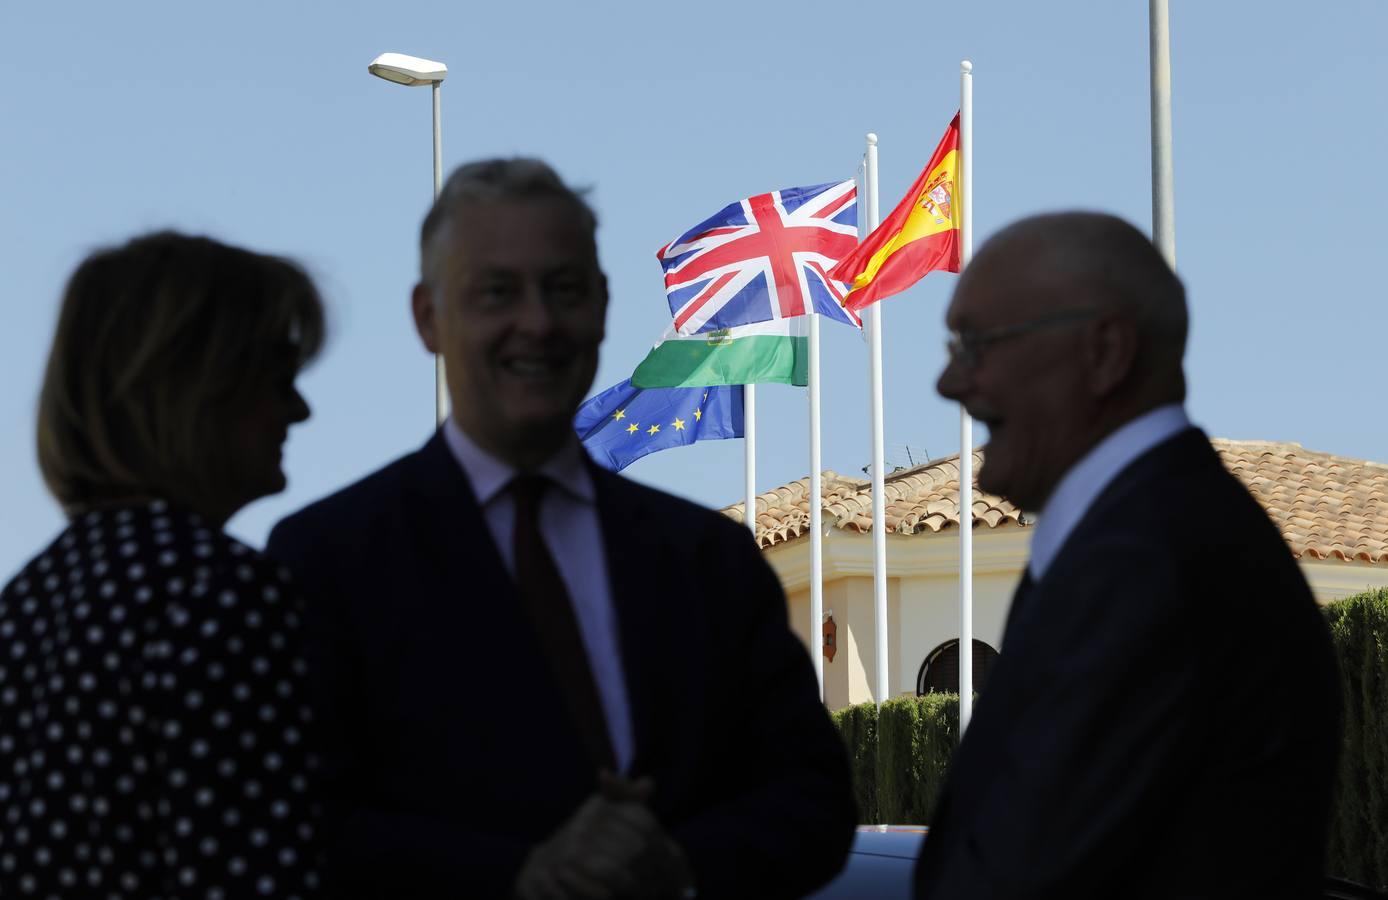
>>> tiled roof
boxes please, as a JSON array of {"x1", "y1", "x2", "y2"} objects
[
  {"x1": 723, "y1": 449, "x2": 1023, "y2": 549},
  {"x1": 723, "y1": 439, "x2": 1388, "y2": 565},
  {"x1": 1217, "y1": 440, "x2": 1388, "y2": 564}
]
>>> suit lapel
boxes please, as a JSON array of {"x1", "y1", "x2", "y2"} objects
[
  {"x1": 1039, "y1": 427, "x2": 1210, "y2": 581},
  {"x1": 590, "y1": 465, "x2": 668, "y2": 775},
  {"x1": 1013, "y1": 427, "x2": 1214, "y2": 640},
  {"x1": 405, "y1": 443, "x2": 680, "y2": 776},
  {"x1": 401, "y1": 432, "x2": 517, "y2": 614}
]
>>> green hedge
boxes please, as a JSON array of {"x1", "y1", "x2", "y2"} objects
[
  {"x1": 831, "y1": 587, "x2": 1388, "y2": 889},
  {"x1": 1327, "y1": 587, "x2": 1388, "y2": 889},
  {"x1": 830, "y1": 701, "x2": 880, "y2": 823},
  {"x1": 831, "y1": 693, "x2": 959, "y2": 825}
]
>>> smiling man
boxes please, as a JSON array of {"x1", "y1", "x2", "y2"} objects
[
  {"x1": 267, "y1": 159, "x2": 854, "y2": 899},
  {"x1": 914, "y1": 212, "x2": 1339, "y2": 898}
]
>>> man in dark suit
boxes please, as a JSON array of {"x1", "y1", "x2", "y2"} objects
[
  {"x1": 268, "y1": 158, "x2": 855, "y2": 899},
  {"x1": 915, "y1": 212, "x2": 1339, "y2": 898}
]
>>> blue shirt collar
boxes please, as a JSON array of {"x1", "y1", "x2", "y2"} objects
[{"x1": 1027, "y1": 404, "x2": 1191, "y2": 580}]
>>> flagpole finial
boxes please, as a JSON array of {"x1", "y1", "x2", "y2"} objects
[
  {"x1": 866, "y1": 132, "x2": 878, "y2": 146},
  {"x1": 961, "y1": 59, "x2": 973, "y2": 74}
]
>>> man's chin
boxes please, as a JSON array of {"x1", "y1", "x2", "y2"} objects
[
  {"x1": 976, "y1": 462, "x2": 1017, "y2": 506},
  {"x1": 497, "y1": 411, "x2": 580, "y2": 456},
  {"x1": 255, "y1": 470, "x2": 289, "y2": 501}
]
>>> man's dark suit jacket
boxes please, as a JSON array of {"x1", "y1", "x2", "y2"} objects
[
  {"x1": 914, "y1": 428, "x2": 1340, "y2": 899},
  {"x1": 266, "y1": 433, "x2": 855, "y2": 899}
]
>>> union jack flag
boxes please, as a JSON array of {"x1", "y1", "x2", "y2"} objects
[{"x1": 657, "y1": 180, "x2": 860, "y2": 334}]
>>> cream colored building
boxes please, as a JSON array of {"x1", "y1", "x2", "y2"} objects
[{"x1": 725, "y1": 439, "x2": 1388, "y2": 711}]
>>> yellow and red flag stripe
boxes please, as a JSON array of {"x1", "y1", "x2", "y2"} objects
[{"x1": 829, "y1": 114, "x2": 961, "y2": 313}]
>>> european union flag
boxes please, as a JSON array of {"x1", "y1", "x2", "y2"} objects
[{"x1": 574, "y1": 380, "x2": 744, "y2": 472}]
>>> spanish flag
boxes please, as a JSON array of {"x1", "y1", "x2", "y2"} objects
[{"x1": 829, "y1": 114, "x2": 961, "y2": 313}]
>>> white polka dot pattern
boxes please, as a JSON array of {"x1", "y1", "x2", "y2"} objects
[{"x1": 0, "y1": 502, "x2": 322, "y2": 897}]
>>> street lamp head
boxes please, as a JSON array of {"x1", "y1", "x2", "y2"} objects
[{"x1": 368, "y1": 52, "x2": 447, "y2": 86}]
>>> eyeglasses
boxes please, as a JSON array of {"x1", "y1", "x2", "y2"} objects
[{"x1": 945, "y1": 309, "x2": 1099, "y2": 369}]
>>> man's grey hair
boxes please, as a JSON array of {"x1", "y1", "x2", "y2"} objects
[{"x1": 419, "y1": 157, "x2": 598, "y2": 281}]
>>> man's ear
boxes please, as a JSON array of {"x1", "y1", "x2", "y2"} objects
[
  {"x1": 411, "y1": 282, "x2": 440, "y2": 354},
  {"x1": 1086, "y1": 314, "x2": 1139, "y2": 397}
]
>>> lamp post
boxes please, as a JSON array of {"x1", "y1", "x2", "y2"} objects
[{"x1": 368, "y1": 52, "x2": 449, "y2": 426}]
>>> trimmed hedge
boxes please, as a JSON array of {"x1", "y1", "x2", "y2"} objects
[
  {"x1": 829, "y1": 701, "x2": 880, "y2": 823},
  {"x1": 1327, "y1": 587, "x2": 1388, "y2": 890},
  {"x1": 831, "y1": 587, "x2": 1388, "y2": 889},
  {"x1": 831, "y1": 693, "x2": 959, "y2": 826}
]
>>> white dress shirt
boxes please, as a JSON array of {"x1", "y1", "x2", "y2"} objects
[
  {"x1": 443, "y1": 418, "x2": 634, "y2": 772},
  {"x1": 1027, "y1": 404, "x2": 1192, "y2": 581}
]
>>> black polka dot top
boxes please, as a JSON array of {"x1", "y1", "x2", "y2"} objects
[{"x1": 0, "y1": 501, "x2": 323, "y2": 898}]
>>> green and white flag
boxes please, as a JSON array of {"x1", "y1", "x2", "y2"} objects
[{"x1": 630, "y1": 318, "x2": 808, "y2": 389}]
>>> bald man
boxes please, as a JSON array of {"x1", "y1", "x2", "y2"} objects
[{"x1": 915, "y1": 212, "x2": 1339, "y2": 898}]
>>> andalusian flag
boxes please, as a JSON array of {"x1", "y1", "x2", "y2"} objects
[
  {"x1": 829, "y1": 114, "x2": 961, "y2": 312},
  {"x1": 630, "y1": 318, "x2": 808, "y2": 389}
]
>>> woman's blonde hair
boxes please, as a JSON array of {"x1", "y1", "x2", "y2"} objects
[{"x1": 37, "y1": 231, "x2": 326, "y2": 517}]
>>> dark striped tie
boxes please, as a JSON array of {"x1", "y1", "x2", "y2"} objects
[{"x1": 510, "y1": 475, "x2": 616, "y2": 771}]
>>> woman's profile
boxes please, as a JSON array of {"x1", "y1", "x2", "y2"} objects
[{"x1": 0, "y1": 231, "x2": 326, "y2": 897}]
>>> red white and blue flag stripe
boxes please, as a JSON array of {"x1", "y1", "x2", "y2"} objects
[{"x1": 657, "y1": 180, "x2": 860, "y2": 334}]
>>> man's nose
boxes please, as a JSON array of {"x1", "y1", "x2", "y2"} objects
[
  {"x1": 515, "y1": 282, "x2": 558, "y2": 333},
  {"x1": 936, "y1": 353, "x2": 969, "y2": 403}
]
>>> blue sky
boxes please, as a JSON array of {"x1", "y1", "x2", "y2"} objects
[{"x1": 3, "y1": 1, "x2": 1384, "y2": 576}]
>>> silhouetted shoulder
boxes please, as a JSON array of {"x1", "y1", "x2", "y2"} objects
[
  {"x1": 273, "y1": 449, "x2": 421, "y2": 539},
  {"x1": 589, "y1": 465, "x2": 757, "y2": 550}
]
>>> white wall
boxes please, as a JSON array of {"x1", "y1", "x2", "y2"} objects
[
  {"x1": 772, "y1": 525, "x2": 1386, "y2": 710},
  {"x1": 771, "y1": 526, "x2": 1031, "y2": 708}
]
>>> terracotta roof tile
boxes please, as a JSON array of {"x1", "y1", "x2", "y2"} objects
[
  {"x1": 722, "y1": 439, "x2": 1388, "y2": 565},
  {"x1": 1217, "y1": 440, "x2": 1388, "y2": 564},
  {"x1": 723, "y1": 450, "x2": 1024, "y2": 549}
]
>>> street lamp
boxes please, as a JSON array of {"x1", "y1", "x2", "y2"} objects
[{"x1": 368, "y1": 52, "x2": 450, "y2": 426}]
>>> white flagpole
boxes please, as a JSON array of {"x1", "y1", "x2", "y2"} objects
[
  {"x1": 744, "y1": 385, "x2": 757, "y2": 538},
  {"x1": 864, "y1": 133, "x2": 889, "y2": 707},
  {"x1": 1150, "y1": 0, "x2": 1176, "y2": 266},
  {"x1": 958, "y1": 60, "x2": 976, "y2": 732},
  {"x1": 809, "y1": 312, "x2": 825, "y2": 699}
]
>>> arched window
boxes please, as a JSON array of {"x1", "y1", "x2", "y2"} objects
[{"x1": 916, "y1": 639, "x2": 999, "y2": 696}]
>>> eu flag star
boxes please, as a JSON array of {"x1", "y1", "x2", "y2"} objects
[{"x1": 574, "y1": 379, "x2": 744, "y2": 472}]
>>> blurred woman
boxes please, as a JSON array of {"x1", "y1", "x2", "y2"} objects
[{"x1": 0, "y1": 231, "x2": 326, "y2": 898}]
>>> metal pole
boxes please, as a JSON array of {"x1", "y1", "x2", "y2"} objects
[
  {"x1": 958, "y1": 60, "x2": 976, "y2": 732},
  {"x1": 809, "y1": 312, "x2": 825, "y2": 698},
  {"x1": 433, "y1": 81, "x2": 449, "y2": 426},
  {"x1": 864, "y1": 133, "x2": 889, "y2": 707},
  {"x1": 744, "y1": 385, "x2": 757, "y2": 538},
  {"x1": 1149, "y1": 0, "x2": 1176, "y2": 267}
]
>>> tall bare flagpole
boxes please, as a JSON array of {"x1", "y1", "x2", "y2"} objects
[
  {"x1": 958, "y1": 60, "x2": 976, "y2": 732},
  {"x1": 863, "y1": 134, "x2": 889, "y2": 707},
  {"x1": 809, "y1": 314, "x2": 825, "y2": 697},
  {"x1": 744, "y1": 386, "x2": 757, "y2": 538},
  {"x1": 1150, "y1": 0, "x2": 1176, "y2": 266}
]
